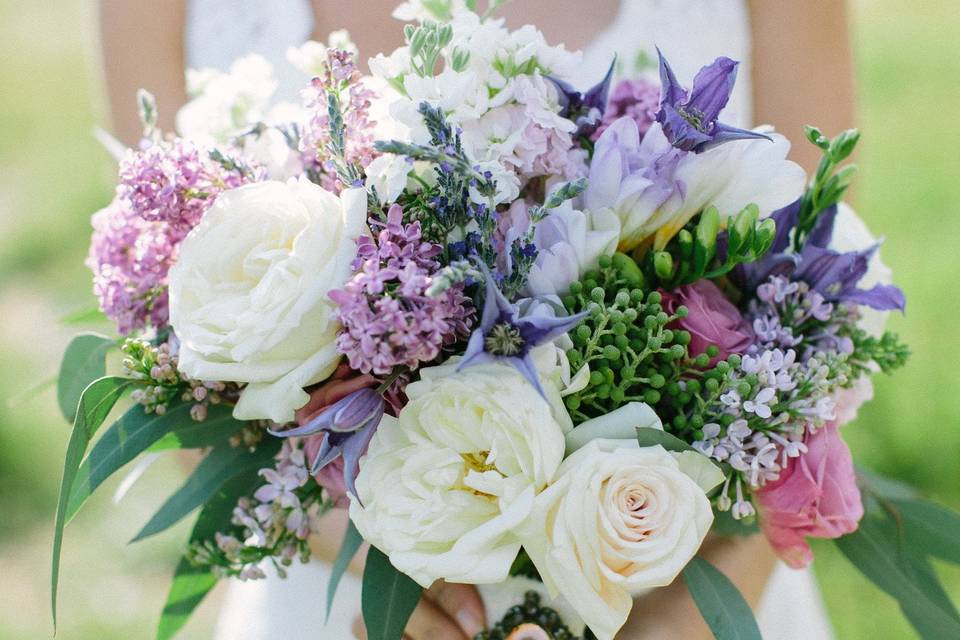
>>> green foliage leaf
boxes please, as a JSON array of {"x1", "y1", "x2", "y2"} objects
[
  {"x1": 682, "y1": 556, "x2": 762, "y2": 640},
  {"x1": 856, "y1": 466, "x2": 920, "y2": 501},
  {"x1": 362, "y1": 547, "x2": 422, "y2": 640},
  {"x1": 66, "y1": 403, "x2": 244, "y2": 522},
  {"x1": 893, "y1": 499, "x2": 960, "y2": 565},
  {"x1": 51, "y1": 376, "x2": 137, "y2": 626},
  {"x1": 327, "y1": 520, "x2": 365, "y2": 620},
  {"x1": 132, "y1": 439, "x2": 279, "y2": 543},
  {"x1": 156, "y1": 472, "x2": 263, "y2": 640},
  {"x1": 636, "y1": 426, "x2": 694, "y2": 453},
  {"x1": 834, "y1": 508, "x2": 960, "y2": 639},
  {"x1": 711, "y1": 508, "x2": 759, "y2": 537},
  {"x1": 57, "y1": 333, "x2": 115, "y2": 421}
]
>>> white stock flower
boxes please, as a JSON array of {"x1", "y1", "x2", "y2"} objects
[
  {"x1": 517, "y1": 439, "x2": 722, "y2": 640},
  {"x1": 169, "y1": 179, "x2": 366, "y2": 423},
  {"x1": 176, "y1": 54, "x2": 278, "y2": 144},
  {"x1": 348, "y1": 359, "x2": 568, "y2": 587}
]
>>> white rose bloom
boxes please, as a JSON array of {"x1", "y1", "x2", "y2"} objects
[
  {"x1": 517, "y1": 439, "x2": 722, "y2": 640},
  {"x1": 349, "y1": 360, "x2": 568, "y2": 587},
  {"x1": 586, "y1": 119, "x2": 806, "y2": 251},
  {"x1": 169, "y1": 179, "x2": 366, "y2": 423}
]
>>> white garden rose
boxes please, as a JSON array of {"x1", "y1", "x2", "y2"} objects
[
  {"x1": 348, "y1": 359, "x2": 568, "y2": 587},
  {"x1": 517, "y1": 439, "x2": 722, "y2": 640},
  {"x1": 169, "y1": 179, "x2": 366, "y2": 423}
]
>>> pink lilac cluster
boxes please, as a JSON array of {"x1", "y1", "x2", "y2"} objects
[
  {"x1": 216, "y1": 440, "x2": 318, "y2": 580},
  {"x1": 592, "y1": 77, "x2": 660, "y2": 141},
  {"x1": 86, "y1": 199, "x2": 181, "y2": 334},
  {"x1": 330, "y1": 204, "x2": 474, "y2": 375},
  {"x1": 118, "y1": 138, "x2": 246, "y2": 230},
  {"x1": 300, "y1": 49, "x2": 377, "y2": 191},
  {"x1": 92, "y1": 139, "x2": 255, "y2": 334}
]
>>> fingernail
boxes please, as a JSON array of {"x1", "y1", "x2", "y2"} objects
[{"x1": 456, "y1": 609, "x2": 484, "y2": 636}]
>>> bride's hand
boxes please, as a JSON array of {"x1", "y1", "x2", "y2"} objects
[{"x1": 351, "y1": 581, "x2": 485, "y2": 640}]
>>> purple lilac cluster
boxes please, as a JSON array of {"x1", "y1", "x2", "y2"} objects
[
  {"x1": 210, "y1": 441, "x2": 320, "y2": 580},
  {"x1": 86, "y1": 199, "x2": 179, "y2": 334},
  {"x1": 330, "y1": 204, "x2": 474, "y2": 375},
  {"x1": 748, "y1": 274, "x2": 857, "y2": 358},
  {"x1": 300, "y1": 49, "x2": 376, "y2": 192},
  {"x1": 118, "y1": 138, "x2": 246, "y2": 230},
  {"x1": 91, "y1": 139, "x2": 254, "y2": 333},
  {"x1": 592, "y1": 77, "x2": 660, "y2": 141}
]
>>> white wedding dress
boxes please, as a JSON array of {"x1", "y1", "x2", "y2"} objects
[{"x1": 185, "y1": 1, "x2": 834, "y2": 638}]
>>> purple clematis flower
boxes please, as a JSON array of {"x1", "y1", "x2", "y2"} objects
[
  {"x1": 656, "y1": 49, "x2": 771, "y2": 153},
  {"x1": 730, "y1": 202, "x2": 905, "y2": 312},
  {"x1": 268, "y1": 388, "x2": 384, "y2": 502},
  {"x1": 458, "y1": 265, "x2": 588, "y2": 397},
  {"x1": 548, "y1": 59, "x2": 616, "y2": 138}
]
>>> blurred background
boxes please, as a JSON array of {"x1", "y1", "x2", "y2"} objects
[{"x1": 0, "y1": 0, "x2": 957, "y2": 638}]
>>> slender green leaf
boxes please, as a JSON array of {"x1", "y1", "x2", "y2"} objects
[
  {"x1": 834, "y1": 510, "x2": 960, "y2": 639},
  {"x1": 157, "y1": 472, "x2": 262, "y2": 640},
  {"x1": 683, "y1": 556, "x2": 762, "y2": 640},
  {"x1": 856, "y1": 466, "x2": 920, "y2": 501},
  {"x1": 362, "y1": 547, "x2": 422, "y2": 640},
  {"x1": 132, "y1": 439, "x2": 279, "y2": 543},
  {"x1": 328, "y1": 520, "x2": 365, "y2": 620},
  {"x1": 60, "y1": 306, "x2": 108, "y2": 326},
  {"x1": 711, "y1": 507, "x2": 759, "y2": 537},
  {"x1": 57, "y1": 333, "x2": 115, "y2": 421},
  {"x1": 636, "y1": 426, "x2": 694, "y2": 453},
  {"x1": 66, "y1": 403, "x2": 243, "y2": 521},
  {"x1": 145, "y1": 405, "x2": 243, "y2": 451},
  {"x1": 893, "y1": 499, "x2": 960, "y2": 565},
  {"x1": 51, "y1": 376, "x2": 136, "y2": 626}
]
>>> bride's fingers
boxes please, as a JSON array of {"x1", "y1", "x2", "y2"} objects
[
  {"x1": 404, "y1": 595, "x2": 469, "y2": 640},
  {"x1": 351, "y1": 615, "x2": 366, "y2": 640},
  {"x1": 425, "y1": 582, "x2": 486, "y2": 637}
]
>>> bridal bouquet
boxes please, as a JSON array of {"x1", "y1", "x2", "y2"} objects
[{"x1": 53, "y1": 2, "x2": 960, "y2": 639}]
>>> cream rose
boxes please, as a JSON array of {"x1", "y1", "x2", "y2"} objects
[
  {"x1": 517, "y1": 439, "x2": 722, "y2": 640},
  {"x1": 169, "y1": 179, "x2": 366, "y2": 423},
  {"x1": 348, "y1": 359, "x2": 567, "y2": 587}
]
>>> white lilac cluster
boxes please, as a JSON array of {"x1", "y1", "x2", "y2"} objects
[{"x1": 201, "y1": 440, "x2": 326, "y2": 581}]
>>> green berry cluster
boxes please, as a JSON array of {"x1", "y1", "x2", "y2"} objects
[{"x1": 560, "y1": 254, "x2": 749, "y2": 439}]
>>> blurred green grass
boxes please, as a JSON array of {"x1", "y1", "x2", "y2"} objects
[{"x1": 0, "y1": 0, "x2": 956, "y2": 638}]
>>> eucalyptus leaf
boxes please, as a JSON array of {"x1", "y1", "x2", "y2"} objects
[
  {"x1": 566, "y1": 402, "x2": 661, "y2": 454},
  {"x1": 156, "y1": 472, "x2": 263, "y2": 640},
  {"x1": 327, "y1": 520, "x2": 365, "y2": 620},
  {"x1": 683, "y1": 556, "x2": 762, "y2": 640},
  {"x1": 362, "y1": 547, "x2": 422, "y2": 640},
  {"x1": 66, "y1": 403, "x2": 243, "y2": 522},
  {"x1": 893, "y1": 499, "x2": 960, "y2": 565},
  {"x1": 834, "y1": 510, "x2": 960, "y2": 639},
  {"x1": 132, "y1": 439, "x2": 279, "y2": 543},
  {"x1": 57, "y1": 333, "x2": 115, "y2": 421},
  {"x1": 51, "y1": 376, "x2": 137, "y2": 625},
  {"x1": 856, "y1": 467, "x2": 919, "y2": 501}
]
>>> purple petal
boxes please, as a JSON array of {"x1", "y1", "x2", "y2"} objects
[
  {"x1": 514, "y1": 355, "x2": 548, "y2": 399},
  {"x1": 341, "y1": 419, "x2": 381, "y2": 504},
  {"x1": 846, "y1": 283, "x2": 906, "y2": 311},
  {"x1": 805, "y1": 205, "x2": 839, "y2": 248},
  {"x1": 656, "y1": 48, "x2": 687, "y2": 108},
  {"x1": 696, "y1": 121, "x2": 771, "y2": 152},
  {"x1": 478, "y1": 261, "x2": 516, "y2": 331},
  {"x1": 688, "y1": 57, "x2": 739, "y2": 123},
  {"x1": 517, "y1": 309, "x2": 589, "y2": 346},
  {"x1": 310, "y1": 435, "x2": 341, "y2": 474},
  {"x1": 769, "y1": 200, "x2": 801, "y2": 253},
  {"x1": 545, "y1": 76, "x2": 579, "y2": 117},
  {"x1": 582, "y1": 57, "x2": 616, "y2": 114},
  {"x1": 458, "y1": 329, "x2": 490, "y2": 370},
  {"x1": 331, "y1": 388, "x2": 384, "y2": 433}
]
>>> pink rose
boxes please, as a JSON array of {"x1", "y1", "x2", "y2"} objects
[
  {"x1": 756, "y1": 421, "x2": 864, "y2": 568},
  {"x1": 295, "y1": 364, "x2": 376, "y2": 508},
  {"x1": 660, "y1": 280, "x2": 754, "y2": 367}
]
